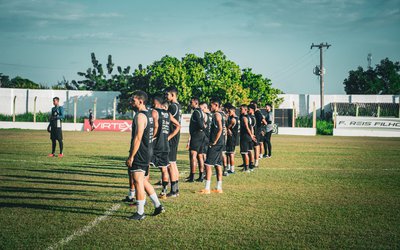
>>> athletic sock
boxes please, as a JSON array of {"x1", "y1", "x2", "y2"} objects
[
  {"x1": 170, "y1": 181, "x2": 176, "y2": 193},
  {"x1": 128, "y1": 189, "x2": 135, "y2": 199},
  {"x1": 199, "y1": 172, "x2": 204, "y2": 179},
  {"x1": 176, "y1": 180, "x2": 179, "y2": 193},
  {"x1": 59, "y1": 140, "x2": 63, "y2": 154},
  {"x1": 189, "y1": 173, "x2": 194, "y2": 180},
  {"x1": 231, "y1": 165, "x2": 235, "y2": 172},
  {"x1": 216, "y1": 181, "x2": 222, "y2": 190},
  {"x1": 149, "y1": 193, "x2": 161, "y2": 208},
  {"x1": 162, "y1": 181, "x2": 168, "y2": 193},
  {"x1": 255, "y1": 160, "x2": 259, "y2": 167},
  {"x1": 244, "y1": 165, "x2": 249, "y2": 171},
  {"x1": 205, "y1": 180, "x2": 211, "y2": 190},
  {"x1": 137, "y1": 200, "x2": 145, "y2": 215}
]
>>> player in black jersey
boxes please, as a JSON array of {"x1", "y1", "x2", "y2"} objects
[
  {"x1": 250, "y1": 101, "x2": 268, "y2": 163},
  {"x1": 200, "y1": 102, "x2": 212, "y2": 162},
  {"x1": 248, "y1": 104, "x2": 259, "y2": 170},
  {"x1": 221, "y1": 103, "x2": 231, "y2": 176},
  {"x1": 239, "y1": 104, "x2": 256, "y2": 172},
  {"x1": 151, "y1": 95, "x2": 180, "y2": 200},
  {"x1": 199, "y1": 98, "x2": 226, "y2": 194},
  {"x1": 126, "y1": 91, "x2": 164, "y2": 220},
  {"x1": 165, "y1": 86, "x2": 182, "y2": 197},
  {"x1": 187, "y1": 97, "x2": 206, "y2": 182},
  {"x1": 226, "y1": 105, "x2": 239, "y2": 174}
]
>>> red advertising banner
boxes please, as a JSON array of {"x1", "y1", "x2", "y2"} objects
[{"x1": 84, "y1": 119, "x2": 132, "y2": 132}]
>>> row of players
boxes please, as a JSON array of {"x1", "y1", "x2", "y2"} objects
[{"x1": 124, "y1": 87, "x2": 273, "y2": 220}]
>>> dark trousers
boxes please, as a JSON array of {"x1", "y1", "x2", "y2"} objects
[
  {"x1": 52, "y1": 139, "x2": 63, "y2": 154},
  {"x1": 263, "y1": 131, "x2": 272, "y2": 156}
]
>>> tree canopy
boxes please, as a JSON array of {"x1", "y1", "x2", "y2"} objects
[
  {"x1": 0, "y1": 74, "x2": 47, "y2": 89},
  {"x1": 71, "y1": 51, "x2": 283, "y2": 113},
  {"x1": 343, "y1": 58, "x2": 400, "y2": 94}
]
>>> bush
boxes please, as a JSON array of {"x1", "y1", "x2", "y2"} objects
[
  {"x1": 316, "y1": 120, "x2": 333, "y2": 135},
  {"x1": 295, "y1": 116, "x2": 313, "y2": 128}
]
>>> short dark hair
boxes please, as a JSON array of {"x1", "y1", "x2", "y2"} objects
[
  {"x1": 229, "y1": 105, "x2": 236, "y2": 110},
  {"x1": 199, "y1": 101, "x2": 208, "y2": 108},
  {"x1": 133, "y1": 90, "x2": 148, "y2": 104},
  {"x1": 250, "y1": 100, "x2": 258, "y2": 108},
  {"x1": 240, "y1": 104, "x2": 248, "y2": 109},
  {"x1": 165, "y1": 86, "x2": 178, "y2": 95},
  {"x1": 210, "y1": 97, "x2": 221, "y2": 106},
  {"x1": 191, "y1": 96, "x2": 200, "y2": 103},
  {"x1": 53, "y1": 97, "x2": 59, "y2": 101},
  {"x1": 265, "y1": 103, "x2": 272, "y2": 108},
  {"x1": 223, "y1": 102, "x2": 232, "y2": 110},
  {"x1": 153, "y1": 94, "x2": 164, "y2": 105},
  {"x1": 248, "y1": 104, "x2": 256, "y2": 110}
]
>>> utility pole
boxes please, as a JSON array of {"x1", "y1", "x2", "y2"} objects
[{"x1": 311, "y1": 42, "x2": 331, "y2": 119}]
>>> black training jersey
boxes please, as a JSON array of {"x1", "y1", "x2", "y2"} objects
[
  {"x1": 153, "y1": 108, "x2": 170, "y2": 153},
  {"x1": 210, "y1": 111, "x2": 226, "y2": 146},
  {"x1": 254, "y1": 110, "x2": 264, "y2": 129},
  {"x1": 249, "y1": 114, "x2": 256, "y2": 132},
  {"x1": 130, "y1": 110, "x2": 153, "y2": 167},
  {"x1": 168, "y1": 102, "x2": 182, "y2": 144},
  {"x1": 228, "y1": 116, "x2": 239, "y2": 140},
  {"x1": 240, "y1": 114, "x2": 252, "y2": 141},
  {"x1": 204, "y1": 112, "x2": 212, "y2": 139},
  {"x1": 189, "y1": 108, "x2": 204, "y2": 135}
]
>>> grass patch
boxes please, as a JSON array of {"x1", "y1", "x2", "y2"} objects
[{"x1": 0, "y1": 130, "x2": 399, "y2": 249}]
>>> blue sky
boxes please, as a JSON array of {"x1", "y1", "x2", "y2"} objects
[{"x1": 0, "y1": 0, "x2": 399, "y2": 94}]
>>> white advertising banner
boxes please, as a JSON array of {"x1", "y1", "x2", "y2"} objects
[{"x1": 334, "y1": 116, "x2": 400, "y2": 137}]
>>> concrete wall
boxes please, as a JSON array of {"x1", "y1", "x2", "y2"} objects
[
  {"x1": 277, "y1": 94, "x2": 400, "y2": 117},
  {"x1": 0, "y1": 88, "x2": 120, "y2": 118}
]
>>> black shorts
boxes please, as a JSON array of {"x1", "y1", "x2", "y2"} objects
[
  {"x1": 226, "y1": 136, "x2": 236, "y2": 154},
  {"x1": 151, "y1": 152, "x2": 169, "y2": 168},
  {"x1": 240, "y1": 139, "x2": 253, "y2": 154},
  {"x1": 169, "y1": 142, "x2": 178, "y2": 162},
  {"x1": 201, "y1": 137, "x2": 209, "y2": 154},
  {"x1": 50, "y1": 128, "x2": 63, "y2": 140},
  {"x1": 205, "y1": 144, "x2": 223, "y2": 166},
  {"x1": 189, "y1": 133, "x2": 205, "y2": 153},
  {"x1": 129, "y1": 163, "x2": 149, "y2": 177}
]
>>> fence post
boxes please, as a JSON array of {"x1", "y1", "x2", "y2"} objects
[
  {"x1": 333, "y1": 102, "x2": 337, "y2": 128},
  {"x1": 356, "y1": 103, "x2": 359, "y2": 117},
  {"x1": 312, "y1": 101, "x2": 316, "y2": 129},
  {"x1": 94, "y1": 97, "x2": 97, "y2": 120},
  {"x1": 272, "y1": 103, "x2": 275, "y2": 125},
  {"x1": 377, "y1": 104, "x2": 380, "y2": 118},
  {"x1": 33, "y1": 96, "x2": 37, "y2": 123},
  {"x1": 13, "y1": 96, "x2": 16, "y2": 122},
  {"x1": 113, "y1": 97, "x2": 117, "y2": 120},
  {"x1": 292, "y1": 101, "x2": 296, "y2": 128},
  {"x1": 74, "y1": 96, "x2": 77, "y2": 124}
]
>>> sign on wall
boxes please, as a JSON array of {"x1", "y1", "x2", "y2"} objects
[
  {"x1": 84, "y1": 119, "x2": 132, "y2": 132},
  {"x1": 334, "y1": 116, "x2": 400, "y2": 137}
]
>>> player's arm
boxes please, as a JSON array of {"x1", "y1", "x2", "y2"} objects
[
  {"x1": 227, "y1": 117, "x2": 236, "y2": 136},
  {"x1": 126, "y1": 113, "x2": 147, "y2": 167},
  {"x1": 212, "y1": 113, "x2": 223, "y2": 145},
  {"x1": 168, "y1": 114, "x2": 181, "y2": 141},
  {"x1": 244, "y1": 116, "x2": 255, "y2": 140},
  {"x1": 58, "y1": 106, "x2": 65, "y2": 120},
  {"x1": 152, "y1": 109, "x2": 159, "y2": 139}
]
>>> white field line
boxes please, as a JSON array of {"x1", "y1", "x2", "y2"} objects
[{"x1": 46, "y1": 203, "x2": 120, "y2": 250}]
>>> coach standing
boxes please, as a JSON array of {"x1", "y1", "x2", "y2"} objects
[
  {"x1": 263, "y1": 104, "x2": 273, "y2": 158},
  {"x1": 48, "y1": 97, "x2": 64, "y2": 157}
]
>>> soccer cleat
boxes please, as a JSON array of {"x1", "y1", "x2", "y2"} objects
[
  {"x1": 267, "y1": 155, "x2": 272, "y2": 158},
  {"x1": 166, "y1": 192, "x2": 177, "y2": 198},
  {"x1": 158, "y1": 192, "x2": 167, "y2": 200},
  {"x1": 48, "y1": 154, "x2": 55, "y2": 157},
  {"x1": 223, "y1": 171, "x2": 229, "y2": 176},
  {"x1": 185, "y1": 178, "x2": 194, "y2": 183},
  {"x1": 127, "y1": 213, "x2": 146, "y2": 221},
  {"x1": 195, "y1": 177, "x2": 204, "y2": 182},
  {"x1": 228, "y1": 170, "x2": 235, "y2": 174},
  {"x1": 212, "y1": 189, "x2": 223, "y2": 194},
  {"x1": 58, "y1": 153, "x2": 64, "y2": 158},
  {"x1": 122, "y1": 196, "x2": 135, "y2": 202},
  {"x1": 263, "y1": 154, "x2": 268, "y2": 158},
  {"x1": 198, "y1": 189, "x2": 211, "y2": 194},
  {"x1": 153, "y1": 205, "x2": 165, "y2": 216}
]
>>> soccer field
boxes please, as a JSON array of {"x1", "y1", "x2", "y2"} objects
[{"x1": 0, "y1": 130, "x2": 399, "y2": 249}]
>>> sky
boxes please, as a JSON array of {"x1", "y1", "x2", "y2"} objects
[{"x1": 0, "y1": 0, "x2": 399, "y2": 94}]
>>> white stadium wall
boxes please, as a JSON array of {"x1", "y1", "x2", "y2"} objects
[{"x1": 0, "y1": 88, "x2": 120, "y2": 118}]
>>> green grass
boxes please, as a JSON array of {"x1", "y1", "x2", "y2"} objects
[{"x1": 0, "y1": 130, "x2": 400, "y2": 249}]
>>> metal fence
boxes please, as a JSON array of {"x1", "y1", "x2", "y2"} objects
[{"x1": 331, "y1": 103, "x2": 400, "y2": 118}]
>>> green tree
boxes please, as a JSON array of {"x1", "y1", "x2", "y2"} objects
[
  {"x1": 2, "y1": 76, "x2": 47, "y2": 89},
  {"x1": 0, "y1": 73, "x2": 11, "y2": 88},
  {"x1": 344, "y1": 58, "x2": 400, "y2": 94}
]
